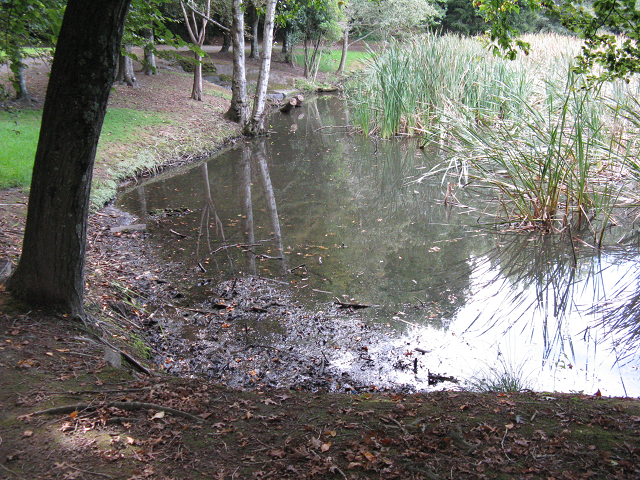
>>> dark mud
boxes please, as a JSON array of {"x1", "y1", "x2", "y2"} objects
[{"x1": 148, "y1": 275, "x2": 455, "y2": 393}]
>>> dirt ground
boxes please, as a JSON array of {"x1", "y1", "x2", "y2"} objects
[{"x1": 1, "y1": 47, "x2": 640, "y2": 480}]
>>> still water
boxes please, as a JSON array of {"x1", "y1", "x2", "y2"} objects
[{"x1": 119, "y1": 95, "x2": 640, "y2": 396}]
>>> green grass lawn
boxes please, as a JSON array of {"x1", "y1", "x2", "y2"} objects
[
  {"x1": 293, "y1": 47, "x2": 372, "y2": 74},
  {"x1": 0, "y1": 108, "x2": 166, "y2": 189},
  {"x1": 0, "y1": 110, "x2": 41, "y2": 188}
]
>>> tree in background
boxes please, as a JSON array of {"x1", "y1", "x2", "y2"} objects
[
  {"x1": 6, "y1": 0, "x2": 131, "y2": 316},
  {"x1": 225, "y1": 0, "x2": 249, "y2": 123},
  {"x1": 0, "y1": 0, "x2": 64, "y2": 101},
  {"x1": 288, "y1": 0, "x2": 344, "y2": 79},
  {"x1": 180, "y1": 0, "x2": 211, "y2": 100},
  {"x1": 348, "y1": 0, "x2": 440, "y2": 41},
  {"x1": 438, "y1": 0, "x2": 558, "y2": 37},
  {"x1": 244, "y1": 0, "x2": 277, "y2": 135},
  {"x1": 248, "y1": 0, "x2": 261, "y2": 59}
]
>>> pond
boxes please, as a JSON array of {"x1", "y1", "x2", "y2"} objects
[{"x1": 118, "y1": 95, "x2": 640, "y2": 396}]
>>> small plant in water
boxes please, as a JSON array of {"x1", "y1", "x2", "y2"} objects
[{"x1": 466, "y1": 355, "x2": 534, "y2": 393}]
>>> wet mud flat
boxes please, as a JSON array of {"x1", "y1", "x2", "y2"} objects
[{"x1": 148, "y1": 276, "x2": 456, "y2": 393}]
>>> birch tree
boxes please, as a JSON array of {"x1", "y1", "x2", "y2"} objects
[
  {"x1": 244, "y1": 0, "x2": 277, "y2": 136},
  {"x1": 225, "y1": 0, "x2": 250, "y2": 124},
  {"x1": 180, "y1": 0, "x2": 211, "y2": 101}
]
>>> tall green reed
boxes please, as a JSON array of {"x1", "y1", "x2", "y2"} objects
[{"x1": 347, "y1": 32, "x2": 640, "y2": 238}]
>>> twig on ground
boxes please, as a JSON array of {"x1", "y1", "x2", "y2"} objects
[{"x1": 31, "y1": 401, "x2": 204, "y2": 423}]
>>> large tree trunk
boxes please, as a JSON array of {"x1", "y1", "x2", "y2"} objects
[
  {"x1": 336, "y1": 27, "x2": 349, "y2": 76},
  {"x1": 225, "y1": 0, "x2": 249, "y2": 125},
  {"x1": 7, "y1": 0, "x2": 131, "y2": 316},
  {"x1": 249, "y1": 2, "x2": 260, "y2": 60},
  {"x1": 142, "y1": 28, "x2": 157, "y2": 75},
  {"x1": 244, "y1": 0, "x2": 276, "y2": 137}
]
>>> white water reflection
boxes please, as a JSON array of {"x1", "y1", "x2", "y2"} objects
[{"x1": 329, "y1": 247, "x2": 640, "y2": 396}]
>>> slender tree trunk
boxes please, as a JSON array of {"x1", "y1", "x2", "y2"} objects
[
  {"x1": 249, "y1": 2, "x2": 260, "y2": 60},
  {"x1": 142, "y1": 28, "x2": 157, "y2": 75},
  {"x1": 220, "y1": 32, "x2": 231, "y2": 53},
  {"x1": 336, "y1": 27, "x2": 348, "y2": 76},
  {"x1": 116, "y1": 45, "x2": 138, "y2": 86},
  {"x1": 124, "y1": 45, "x2": 138, "y2": 86},
  {"x1": 192, "y1": 53, "x2": 203, "y2": 100},
  {"x1": 225, "y1": 0, "x2": 249, "y2": 125},
  {"x1": 180, "y1": 0, "x2": 210, "y2": 101},
  {"x1": 7, "y1": 0, "x2": 131, "y2": 316},
  {"x1": 244, "y1": 0, "x2": 276, "y2": 136},
  {"x1": 303, "y1": 37, "x2": 310, "y2": 77},
  {"x1": 239, "y1": 145, "x2": 256, "y2": 275},
  {"x1": 10, "y1": 47, "x2": 30, "y2": 101},
  {"x1": 282, "y1": 25, "x2": 293, "y2": 64},
  {"x1": 254, "y1": 139, "x2": 285, "y2": 273}
]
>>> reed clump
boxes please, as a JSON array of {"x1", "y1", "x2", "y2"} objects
[{"x1": 346, "y1": 33, "x2": 640, "y2": 240}]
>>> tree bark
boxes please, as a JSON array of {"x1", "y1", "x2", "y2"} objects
[
  {"x1": 244, "y1": 0, "x2": 276, "y2": 136},
  {"x1": 142, "y1": 28, "x2": 157, "y2": 75},
  {"x1": 225, "y1": 0, "x2": 249, "y2": 125},
  {"x1": 10, "y1": 47, "x2": 31, "y2": 101},
  {"x1": 7, "y1": 0, "x2": 131, "y2": 316},
  {"x1": 336, "y1": 27, "x2": 348, "y2": 76},
  {"x1": 249, "y1": 2, "x2": 260, "y2": 60},
  {"x1": 282, "y1": 24, "x2": 293, "y2": 64},
  {"x1": 220, "y1": 32, "x2": 231, "y2": 53},
  {"x1": 116, "y1": 45, "x2": 138, "y2": 87}
]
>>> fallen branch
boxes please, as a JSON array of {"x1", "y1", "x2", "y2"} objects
[
  {"x1": 334, "y1": 299, "x2": 371, "y2": 309},
  {"x1": 32, "y1": 401, "x2": 203, "y2": 423},
  {"x1": 75, "y1": 331, "x2": 153, "y2": 376}
]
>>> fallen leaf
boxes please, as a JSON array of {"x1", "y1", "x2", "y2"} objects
[
  {"x1": 152, "y1": 411, "x2": 165, "y2": 420},
  {"x1": 363, "y1": 451, "x2": 376, "y2": 461},
  {"x1": 309, "y1": 437, "x2": 322, "y2": 449},
  {"x1": 321, "y1": 442, "x2": 331, "y2": 452},
  {"x1": 23, "y1": 430, "x2": 33, "y2": 437},
  {"x1": 261, "y1": 398, "x2": 277, "y2": 405},
  {"x1": 269, "y1": 449, "x2": 286, "y2": 458}
]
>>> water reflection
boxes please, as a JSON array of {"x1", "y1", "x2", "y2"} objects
[{"x1": 118, "y1": 95, "x2": 640, "y2": 396}]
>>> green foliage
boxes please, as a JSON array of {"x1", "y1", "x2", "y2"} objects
[
  {"x1": 438, "y1": 0, "x2": 561, "y2": 36},
  {"x1": 0, "y1": 0, "x2": 63, "y2": 98},
  {"x1": 475, "y1": 0, "x2": 640, "y2": 83},
  {"x1": 554, "y1": 0, "x2": 640, "y2": 83},
  {"x1": 348, "y1": 0, "x2": 441, "y2": 40}
]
